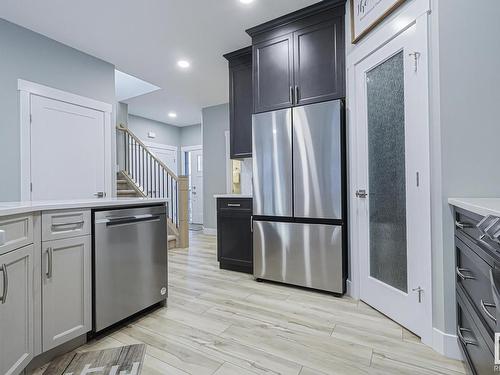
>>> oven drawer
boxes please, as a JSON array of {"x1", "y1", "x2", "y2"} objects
[
  {"x1": 457, "y1": 288, "x2": 495, "y2": 375},
  {"x1": 42, "y1": 210, "x2": 91, "y2": 241},
  {"x1": 0, "y1": 214, "x2": 33, "y2": 256},
  {"x1": 456, "y1": 237, "x2": 497, "y2": 337}
]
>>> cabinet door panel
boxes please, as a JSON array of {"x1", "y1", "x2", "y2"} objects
[
  {"x1": 294, "y1": 18, "x2": 345, "y2": 106},
  {"x1": 0, "y1": 245, "x2": 34, "y2": 375},
  {"x1": 42, "y1": 236, "x2": 91, "y2": 351},
  {"x1": 218, "y1": 210, "x2": 253, "y2": 273},
  {"x1": 254, "y1": 34, "x2": 293, "y2": 113},
  {"x1": 230, "y1": 60, "x2": 253, "y2": 158}
]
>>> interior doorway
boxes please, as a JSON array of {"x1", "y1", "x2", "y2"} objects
[
  {"x1": 352, "y1": 17, "x2": 432, "y2": 344},
  {"x1": 181, "y1": 146, "x2": 204, "y2": 225}
]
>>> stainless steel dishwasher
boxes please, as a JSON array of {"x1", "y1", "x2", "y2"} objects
[{"x1": 93, "y1": 205, "x2": 167, "y2": 333}]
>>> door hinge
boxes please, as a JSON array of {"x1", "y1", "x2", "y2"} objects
[
  {"x1": 30, "y1": 182, "x2": 32, "y2": 192},
  {"x1": 412, "y1": 286, "x2": 424, "y2": 303},
  {"x1": 416, "y1": 172, "x2": 420, "y2": 187},
  {"x1": 409, "y1": 52, "x2": 421, "y2": 72},
  {"x1": 30, "y1": 114, "x2": 32, "y2": 123}
]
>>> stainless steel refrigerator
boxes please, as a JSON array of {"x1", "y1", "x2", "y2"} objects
[{"x1": 252, "y1": 99, "x2": 347, "y2": 294}]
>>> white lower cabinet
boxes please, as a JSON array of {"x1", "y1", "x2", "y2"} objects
[
  {"x1": 42, "y1": 236, "x2": 91, "y2": 351},
  {"x1": 0, "y1": 244, "x2": 34, "y2": 375}
]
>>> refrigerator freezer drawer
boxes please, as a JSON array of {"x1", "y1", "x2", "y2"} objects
[
  {"x1": 293, "y1": 100, "x2": 343, "y2": 220},
  {"x1": 253, "y1": 221, "x2": 344, "y2": 293},
  {"x1": 252, "y1": 109, "x2": 293, "y2": 217}
]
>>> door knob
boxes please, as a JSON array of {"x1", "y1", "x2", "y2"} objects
[{"x1": 356, "y1": 190, "x2": 367, "y2": 198}]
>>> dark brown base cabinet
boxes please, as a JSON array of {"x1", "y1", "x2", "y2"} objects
[
  {"x1": 217, "y1": 198, "x2": 253, "y2": 274},
  {"x1": 453, "y1": 207, "x2": 500, "y2": 375}
]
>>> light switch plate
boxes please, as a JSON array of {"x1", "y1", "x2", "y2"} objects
[{"x1": 148, "y1": 132, "x2": 156, "y2": 139}]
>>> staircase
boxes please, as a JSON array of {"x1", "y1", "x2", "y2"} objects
[{"x1": 116, "y1": 124, "x2": 189, "y2": 250}]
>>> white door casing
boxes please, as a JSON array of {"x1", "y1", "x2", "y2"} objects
[
  {"x1": 190, "y1": 149, "x2": 204, "y2": 224},
  {"x1": 353, "y1": 16, "x2": 432, "y2": 344},
  {"x1": 19, "y1": 80, "x2": 113, "y2": 201}
]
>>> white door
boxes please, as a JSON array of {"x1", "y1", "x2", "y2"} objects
[
  {"x1": 355, "y1": 23, "x2": 431, "y2": 340},
  {"x1": 30, "y1": 95, "x2": 106, "y2": 200},
  {"x1": 148, "y1": 145, "x2": 178, "y2": 176},
  {"x1": 190, "y1": 149, "x2": 203, "y2": 224}
]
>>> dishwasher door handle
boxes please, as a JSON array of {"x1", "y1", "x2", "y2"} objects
[{"x1": 96, "y1": 214, "x2": 162, "y2": 226}]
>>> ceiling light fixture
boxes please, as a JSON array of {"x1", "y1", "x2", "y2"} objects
[
  {"x1": 168, "y1": 112, "x2": 177, "y2": 118},
  {"x1": 177, "y1": 60, "x2": 190, "y2": 69}
]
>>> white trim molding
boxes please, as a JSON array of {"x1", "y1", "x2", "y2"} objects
[
  {"x1": 180, "y1": 145, "x2": 203, "y2": 176},
  {"x1": 18, "y1": 79, "x2": 113, "y2": 200},
  {"x1": 432, "y1": 328, "x2": 462, "y2": 360}
]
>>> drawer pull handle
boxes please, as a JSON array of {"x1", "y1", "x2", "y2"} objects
[
  {"x1": 227, "y1": 204, "x2": 241, "y2": 207},
  {"x1": 456, "y1": 267, "x2": 475, "y2": 281},
  {"x1": 480, "y1": 300, "x2": 497, "y2": 322},
  {"x1": 455, "y1": 221, "x2": 473, "y2": 229},
  {"x1": 52, "y1": 221, "x2": 85, "y2": 228},
  {"x1": 0, "y1": 264, "x2": 8, "y2": 304},
  {"x1": 457, "y1": 327, "x2": 477, "y2": 346},
  {"x1": 46, "y1": 247, "x2": 53, "y2": 279}
]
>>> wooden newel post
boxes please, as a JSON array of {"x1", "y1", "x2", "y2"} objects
[{"x1": 178, "y1": 176, "x2": 189, "y2": 249}]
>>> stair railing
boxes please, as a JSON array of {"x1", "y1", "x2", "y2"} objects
[{"x1": 116, "y1": 124, "x2": 187, "y2": 241}]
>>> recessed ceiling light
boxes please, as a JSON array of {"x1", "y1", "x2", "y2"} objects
[
  {"x1": 168, "y1": 112, "x2": 177, "y2": 118},
  {"x1": 239, "y1": 0, "x2": 254, "y2": 3},
  {"x1": 177, "y1": 60, "x2": 190, "y2": 69}
]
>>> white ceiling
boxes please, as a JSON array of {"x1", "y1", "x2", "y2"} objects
[{"x1": 0, "y1": 0, "x2": 320, "y2": 126}]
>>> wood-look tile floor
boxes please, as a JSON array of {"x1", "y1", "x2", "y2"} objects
[{"x1": 32, "y1": 232, "x2": 465, "y2": 375}]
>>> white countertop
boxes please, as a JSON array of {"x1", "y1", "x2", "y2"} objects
[
  {"x1": 448, "y1": 198, "x2": 500, "y2": 217},
  {"x1": 0, "y1": 198, "x2": 168, "y2": 217},
  {"x1": 213, "y1": 194, "x2": 253, "y2": 199}
]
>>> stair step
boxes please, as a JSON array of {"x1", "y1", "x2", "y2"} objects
[
  {"x1": 167, "y1": 235, "x2": 177, "y2": 242},
  {"x1": 117, "y1": 180, "x2": 128, "y2": 184}
]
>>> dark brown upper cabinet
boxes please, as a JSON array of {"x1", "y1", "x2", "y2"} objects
[
  {"x1": 247, "y1": 0, "x2": 345, "y2": 114},
  {"x1": 224, "y1": 47, "x2": 253, "y2": 159},
  {"x1": 253, "y1": 34, "x2": 294, "y2": 113}
]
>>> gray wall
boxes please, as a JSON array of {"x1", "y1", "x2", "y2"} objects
[
  {"x1": 0, "y1": 19, "x2": 115, "y2": 201},
  {"x1": 434, "y1": 0, "x2": 500, "y2": 334},
  {"x1": 127, "y1": 115, "x2": 202, "y2": 176},
  {"x1": 181, "y1": 124, "x2": 202, "y2": 147},
  {"x1": 202, "y1": 103, "x2": 229, "y2": 230}
]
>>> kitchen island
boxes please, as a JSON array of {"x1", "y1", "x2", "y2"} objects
[{"x1": 0, "y1": 198, "x2": 168, "y2": 375}]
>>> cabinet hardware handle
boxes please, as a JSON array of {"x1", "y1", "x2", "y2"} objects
[
  {"x1": 455, "y1": 221, "x2": 473, "y2": 229},
  {"x1": 456, "y1": 267, "x2": 475, "y2": 281},
  {"x1": 457, "y1": 327, "x2": 477, "y2": 346},
  {"x1": 227, "y1": 204, "x2": 241, "y2": 207},
  {"x1": 295, "y1": 86, "x2": 299, "y2": 103},
  {"x1": 46, "y1": 247, "x2": 53, "y2": 279},
  {"x1": 0, "y1": 264, "x2": 7, "y2": 304},
  {"x1": 52, "y1": 221, "x2": 85, "y2": 228},
  {"x1": 251, "y1": 216, "x2": 254, "y2": 233},
  {"x1": 480, "y1": 300, "x2": 497, "y2": 322},
  {"x1": 289, "y1": 86, "x2": 294, "y2": 104},
  {"x1": 0, "y1": 229, "x2": 5, "y2": 246}
]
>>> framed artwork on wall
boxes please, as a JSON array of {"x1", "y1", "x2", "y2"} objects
[{"x1": 350, "y1": 0, "x2": 406, "y2": 43}]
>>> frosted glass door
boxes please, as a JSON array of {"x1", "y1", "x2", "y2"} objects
[
  {"x1": 366, "y1": 51, "x2": 407, "y2": 293},
  {"x1": 355, "y1": 21, "x2": 432, "y2": 342}
]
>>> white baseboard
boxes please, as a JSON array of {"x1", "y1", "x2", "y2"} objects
[
  {"x1": 203, "y1": 227, "x2": 217, "y2": 236},
  {"x1": 432, "y1": 327, "x2": 462, "y2": 360}
]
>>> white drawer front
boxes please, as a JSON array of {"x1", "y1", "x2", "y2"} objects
[
  {"x1": 42, "y1": 210, "x2": 91, "y2": 241},
  {"x1": 0, "y1": 214, "x2": 34, "y2": 255}
]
